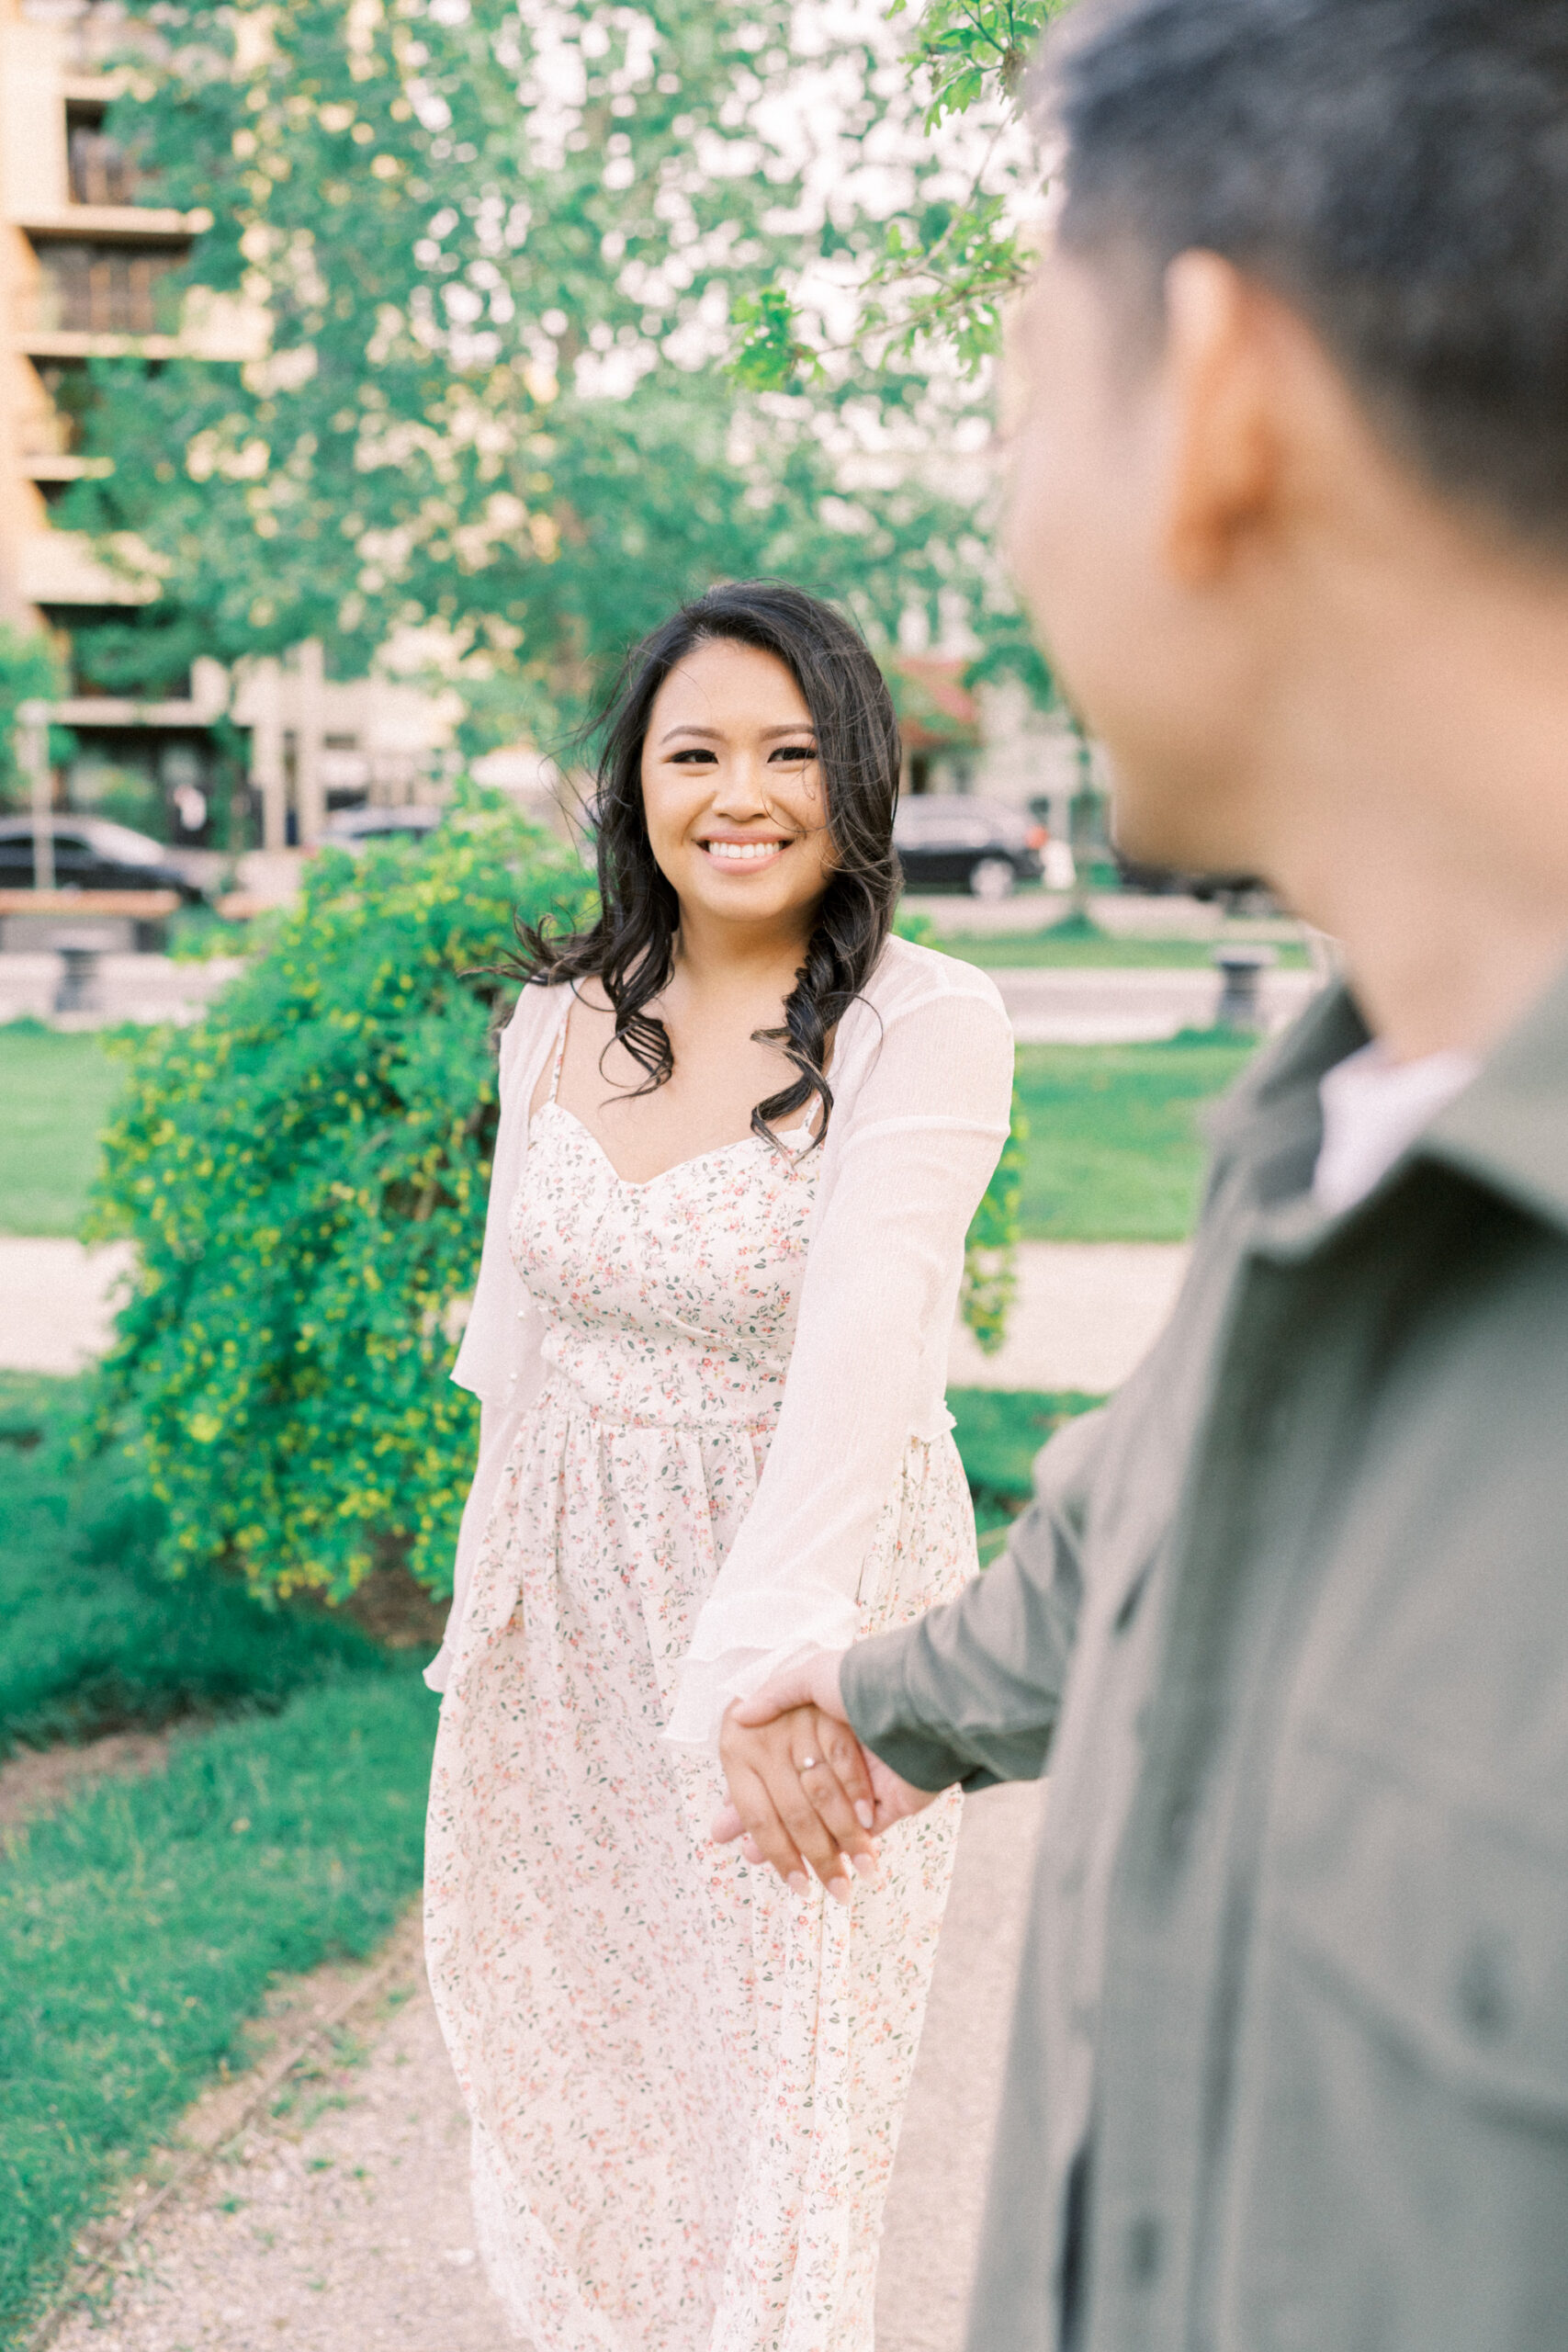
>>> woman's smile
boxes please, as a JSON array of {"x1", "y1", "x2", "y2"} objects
[{"x1": 698, "y1": 832, "x2": 794, "y2": 869}]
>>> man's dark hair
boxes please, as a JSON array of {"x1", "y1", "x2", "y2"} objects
[{"x1": 1041, "y1": 0, "x2": 1568, "y2": 546}]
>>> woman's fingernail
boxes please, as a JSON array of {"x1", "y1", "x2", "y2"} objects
[
  {"x1": 855, "y1": 1801, "x2": 874, "y2": 1830},
  {"x1": 788, "y1": 1871, "x2": 809, "y2": 1897},
  {"x1": 852, "y1": 1851, "x2": 878, "y2": 1880},
  {"x1": 828, "y1": 1876, "x2": 852, "y2": 1905}
]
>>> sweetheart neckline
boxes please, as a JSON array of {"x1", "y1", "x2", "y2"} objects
[{"x1": 530, "y1": 1100, "x2": 816, "y2": 1193}]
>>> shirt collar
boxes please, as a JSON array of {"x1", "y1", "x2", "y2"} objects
[
  {"x1": 1421, "y1": 953, "x2": 1568, "y2": 1238},
  {"x1": 1213, "y1": 955, "x2": 1568, "y2": 1242}
]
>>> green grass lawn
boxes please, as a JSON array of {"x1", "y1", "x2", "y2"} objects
[
  {"x1": 949, "y1": 1385, "x2": 1102, "y2": 1557},
  {"x1": 947, "y1": 927, "x2": 1309, "y2": 968},
  {"x1": 0, "y1": 1668, "x2": 438, "y2": 2340},
  {"x1": 1015, "y1": 1033, "x2": 1258, "y2": 1240},
  {"x1": 0, "y1": 1023, "x2": 125, "y2": 1237}
]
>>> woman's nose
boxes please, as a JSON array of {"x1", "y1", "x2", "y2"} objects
[{"x1": 709, "y1": 756, "x2": 772, "y2": 815}]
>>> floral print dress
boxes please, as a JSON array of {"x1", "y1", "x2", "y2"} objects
[{"x1": 423, "y1": 1030, "x2": 978, "y2": 2352}]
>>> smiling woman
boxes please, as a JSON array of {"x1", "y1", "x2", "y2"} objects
[
  {"x1": 513, "y1": 583, "x2": 905, "y2": 1155},
  {"x1": 420, "y1": 581, "x2": 1015, "y2": 2351}
]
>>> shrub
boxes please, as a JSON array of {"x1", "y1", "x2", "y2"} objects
[{"x1": 87, "y1": 790, "x2": 593, "y2": 1604}]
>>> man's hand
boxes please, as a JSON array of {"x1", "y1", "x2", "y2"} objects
[{"x1": 712, "y1": 1650, "x2": 946, "y2": 1899}]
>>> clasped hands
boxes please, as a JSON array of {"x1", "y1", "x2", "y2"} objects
[{"x1": 712, "y1": 1649, "x2": 938, "y2": 1905}]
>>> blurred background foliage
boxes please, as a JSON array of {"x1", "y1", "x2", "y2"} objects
[{"x1": 62, "y1": 0, "x2": 1055, "y2": 740}]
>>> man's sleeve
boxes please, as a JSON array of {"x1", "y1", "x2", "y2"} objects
[{"x1": 840, "y1": 1404, "x2": 1108, "y2": 1792}]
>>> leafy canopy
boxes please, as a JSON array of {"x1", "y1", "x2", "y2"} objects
[
  {"x1": 68, "y1": 0, "x2": 1039, "y2": 735},
  {"x1": 731, "y1": 0, "x2": 1065, "y2": 390}
]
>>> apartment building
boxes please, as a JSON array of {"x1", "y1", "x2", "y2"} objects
[{"x1": 0, "y1": 0, "x2": 450, "y2": 853}]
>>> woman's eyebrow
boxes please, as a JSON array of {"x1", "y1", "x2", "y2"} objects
[{"x1": 657, "y1": 721, "x2": 818, "y2": 744}]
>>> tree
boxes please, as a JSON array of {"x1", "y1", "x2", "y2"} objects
[
  {"x1": 65, "y1": 0, "x2": 1037, "y2": 738},
  {"x1": 732, "y1": 0, "x2": 1063, "y2": 390}
]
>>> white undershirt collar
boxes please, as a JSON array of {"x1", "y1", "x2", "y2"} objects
[{"x1": 1313, "y1": 1039, "x2": 1482, "y2": 1216}]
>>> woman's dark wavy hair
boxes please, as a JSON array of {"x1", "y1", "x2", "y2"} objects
[{"x1": 511, "y1": 580, "x2": 903, "y2": 1148}]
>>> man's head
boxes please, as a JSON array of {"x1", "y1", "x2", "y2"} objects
[{"x1": 1007, "y1": 0, "x2": 1568, "y2": 889}]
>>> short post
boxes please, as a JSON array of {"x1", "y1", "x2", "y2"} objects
[
  {"x1": 1213, "y1": 944, "x2": 1277, "y2": 1031},
  {"x1": 52, "y1": 931, "x2": 105, "y2": 1017},
  {"x1": 18, "y1": 698, "x2": 53, "y2": 892}
]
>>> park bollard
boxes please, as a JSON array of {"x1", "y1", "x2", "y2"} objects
[
  {"x1": 1213, "y1": 944, "x2": 1277, "y2": 1032},
  {"x1": 52, "y1": 932, "x2": 105, "y2": 1018}
]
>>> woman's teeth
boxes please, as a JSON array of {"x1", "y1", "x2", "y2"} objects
[{"x1": 704, "y1": 840, "x2": 784, "y2": 863}]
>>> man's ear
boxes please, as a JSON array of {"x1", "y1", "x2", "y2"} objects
[{"x1": 1159, "y1": 250, "x2": 1280, "y2": 588}]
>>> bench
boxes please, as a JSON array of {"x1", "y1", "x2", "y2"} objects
[{"x1": 0, "y1": 888, "x2": 184, "y2": 956}]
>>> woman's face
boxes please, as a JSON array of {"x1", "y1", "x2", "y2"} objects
[{"x1": 639, "y1": 639, "x2": 836, "y2": 940}]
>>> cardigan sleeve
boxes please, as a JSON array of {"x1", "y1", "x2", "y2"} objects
[
  {"x1": 423, "y1": 1394, "x2": 528, "y2": 1692},
  {"x1": 450, "y1": 989, "x2": 550, "y2": 1410},
  {"x1": 664, "y1": 978, "x2": 1014, "y2": 1753},
  {"x1": 426, "y1": 985, "x2": 558, "y2": 1690}
]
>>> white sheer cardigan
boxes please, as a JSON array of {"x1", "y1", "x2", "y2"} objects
[{"x1": 423, "y1": 933, "x2": 1015, "y2": 1753}]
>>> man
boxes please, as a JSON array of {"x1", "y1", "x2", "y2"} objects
[{"x1": 715, "y1": 3, "x2": 1568, "y2": 2346}]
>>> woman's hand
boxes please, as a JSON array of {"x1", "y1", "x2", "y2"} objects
[
  {"x1": 712, "y1": 1653, "x2": 945, "y2": 1899},
  {"x1": 716, "y1": 1702, "x2": 875, "y2": 1903}
]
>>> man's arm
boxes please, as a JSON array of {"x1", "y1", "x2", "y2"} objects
[
  {"x1": 713, "y1": 1406, "x2": 1108, "y2": 1884},
  {"x1": 843, "y1": 1403, "x2": 1105, "y2": 1792}
]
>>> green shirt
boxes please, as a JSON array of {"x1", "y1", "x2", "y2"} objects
[{"x1": 843, "y1": 970, "x2": 1568, "y2": 2352}]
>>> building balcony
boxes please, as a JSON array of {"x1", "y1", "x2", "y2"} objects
[
  {"x1": 17, "y1": 203, "x2": 200, "y2": 243},
  {"x1": 20, "y1": 451, "x2": 110, "y2": 483},
  {"x1": 16, "y1": 238, "x2": 189, "y2": 338}
]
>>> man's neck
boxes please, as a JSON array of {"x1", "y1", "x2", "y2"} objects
[{"x1": 1264, "y1": 533, "x2": 1568, "y2": 1062}]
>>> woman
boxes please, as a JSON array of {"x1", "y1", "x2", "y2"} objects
[{"x1": 424, "y1": 580, "x2": 1013, "y2": 2352}]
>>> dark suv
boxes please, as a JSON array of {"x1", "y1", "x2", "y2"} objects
[
  {"x1": 894, "y1": 796, "x2": 1045, "y2": 899},
  {"x1": 0, "y1": 815, "x2": 206, "y2": 899}
]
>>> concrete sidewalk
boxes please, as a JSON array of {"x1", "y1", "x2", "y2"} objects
[
  {"x1": 947, "y1": 1238, "x2": 1188, "y2": 1395},
  {"x1": 0, "y1": 1238, "x2": 136, "y2": 1373},
  {"x1": 0, "y1": 955, "x2": 241, "y2": 1028},
  {"x1": 0, "y1": 1237, "x2": 1186, "y2": 1396},
  {"x1": 990, "y1": 960, "x2": 1319, "y2": 1043}
]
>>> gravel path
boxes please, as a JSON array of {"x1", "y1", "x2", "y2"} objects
[
  {"x1": 39, "y1": 1781, "x2": 1046, "y2": 2352},
  {"x1": 0, "y1": 1726, "x2": 174, "y2": 1829}
]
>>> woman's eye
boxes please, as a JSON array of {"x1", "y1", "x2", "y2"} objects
[
  {"x1": 770, "y1": 744, "x2": 818, "y2": 763},
  {"x1": 669, "y1": 748, "x2": 717, "y2": 764}
]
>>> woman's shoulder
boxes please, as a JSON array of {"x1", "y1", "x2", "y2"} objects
[
  {"x1": 862, "y1": 931, "x2": 1010, "y2": 1025},
  {"x1": 496, "y1": 972, "x2": 573, "y2": 1072}
]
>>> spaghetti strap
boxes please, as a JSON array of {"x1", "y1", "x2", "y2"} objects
[{"x1": 547, "y1": 996, "x2": 571, "y2": 1104}]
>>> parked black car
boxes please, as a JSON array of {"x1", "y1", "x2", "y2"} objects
[
  {"x1": 0, "y1": 816, "x2": 207, "y2": 899},
  {"x1": 894, "y1": 796, "x2": 1045, "y2": 899}
]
